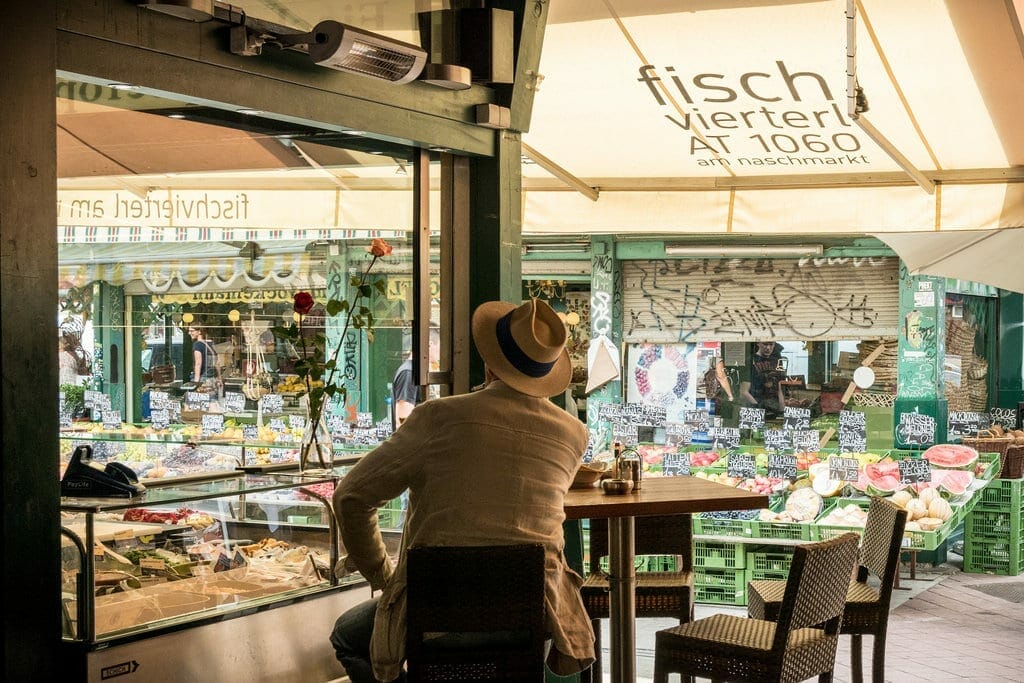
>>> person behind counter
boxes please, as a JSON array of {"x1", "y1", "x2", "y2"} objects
[
  {"x1": 187, "y1": 324, "x2": 218, "y2": 386},
  {"x1": 702, "y1": 355, "x2": 734, "y2": 418},
  {"x1": 738, "y1": 341, "x2": 786, "y2": 417},
  {"x1": 330, "y1": 298, "x2": 594, "y2": 683}
]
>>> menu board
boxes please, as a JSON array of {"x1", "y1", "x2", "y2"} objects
[
  {"x1": 948, "y1": 411, "x2": 990, "y2": 440},
  {"x1": 767, "y1": 453, "x2": 798, "y2": 480},
  {"x1": 223, "y1": 392, "x2": 246, "y2": 413},
  {"x1": 791, "y1": 430, "x2": 821, "y2": 453},
  {"x1": 664, "y1": 423, "x2": 692, "y2": 447},
  {"x1": 898, "y1": 457, "x2": 932, "y2": 484},
  {"x1": 709, "y1": 427, "x2": 740, "y2": 451},
  {"x1": 782, "y1": 406, "x2": 811, "y2": 431},
  {"x1": 662, "y1": 451, "x2": 691, "y2": 476},
  {"x1": 738, "y1": 407, "x2": 765, "y2": 430},
  {"x1": 829, "y1": 456, "x2": 860, "y2": 482},
  {"x1": 838, "y1": 410, "x2": 867, "y2": 453},
  {"x1": 989, "y1": 407, "x2": 1018, "y2": 430},
  {"x1": 261, "y1": 394, "x2": 284, "y2": 414},
  {"x1": 896, "y1": 412, "x2": 936, "y2": 447},
  {"x1": 201, "y1": 413, "x2": 225, "y2": 437},
  {"x1": 727, "y1": 452, "x2": 756, "y2": 478},
  {"x1": 763, "y1": 429, "x2": 791, "y2": 454}
]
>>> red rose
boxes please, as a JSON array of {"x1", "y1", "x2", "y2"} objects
[
  {"x1": 293, "y1": 291, "x2": 315, "y2": 315},
  {"x1": 368, "y1": 238, "x2": 393, "y2": 257}
]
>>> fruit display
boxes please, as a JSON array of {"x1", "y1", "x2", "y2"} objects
[
  {"x1": 784, "y1": 488, "x2": 823, "y2": 522},
  {"x1": 794, "y1": 451, "x2": 821, "y2": 470},
  {"x1": 818, "y1": 502, "x2": 869, "y2": 527},
  {"x1": 922, "y1": 443, "x2": 979, "y2": 470},
  {"x1": 737, "y1": 475, "x2": 786, "y2": 495},
  {"x1": 807, "y1": 461, "x2": 845, "y2": 497},
  {"x1": 689, "y1": 451, "x2": 721, "y2": 467}
]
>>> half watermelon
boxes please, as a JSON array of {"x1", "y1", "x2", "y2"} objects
[{"x1": 922, "y1": 444, "x2": 979, "y2": 471}]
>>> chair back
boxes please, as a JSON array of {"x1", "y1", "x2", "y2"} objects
[
  {"x1": 588, "y1": 514, "x2": 693, "y2": 573},
  {"x1": 406, "y1": 544, "x2": 547, "y2": 682},
  {"x1": 771, "y1": 532, "x2": 861, "y2": 652},
  {"x1": 858, "y1": 497, "x2": 909, "y2": 602}
]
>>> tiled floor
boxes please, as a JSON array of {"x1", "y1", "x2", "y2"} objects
[{"x1": 599, "y1": 554, "x2": 1024, "y2": 682}]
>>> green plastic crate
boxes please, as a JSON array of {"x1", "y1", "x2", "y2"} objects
[
  {"x1": 692, "y1": 513, "x2": 753, "y2": 538},
  {"x1": 965, "y1": 509, "x2": 1023, "y2": 541},
  {"x1": 977, "y1": 477, "x2": 1024, "y2": 513},
  {"x1": 749, "y1": 499, "x2": 813, "y2": 541},
  {"x1": 746, "y1": 547, "x2": 795, "y2": 583},
  {"x1": 811, "y1": 498, "x2": 868, "y2": 542},
  {"x1": 963, "y1": 535, "x2": 1024, "y2": 576},
  {"x1": 694, "y1": 567, "x2": 747, "y2": 605},
  {"x1": 639, "y1": 555, "x2": 679, "y2": 572},
  {"x1": 693, "y1": 540, "x2": 746, "y2": 569}
]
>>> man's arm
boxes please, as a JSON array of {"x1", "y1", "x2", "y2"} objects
[{"x1": 715, "y1": 359, "x2": 734, "y2": 401}]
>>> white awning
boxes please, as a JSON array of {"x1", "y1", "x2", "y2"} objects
[{"x1": 523, "y1": 0, "x2": 1024, "y2": 236}]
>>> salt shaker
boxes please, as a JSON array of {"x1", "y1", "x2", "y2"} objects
[{"x1": 618, "y1": 446, "x2": 643, "y2": 491}]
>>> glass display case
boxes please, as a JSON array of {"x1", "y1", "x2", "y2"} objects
[
  {"x1": 60, "y1": 472, "x2": 357, "y2": 644},
  {"x1": 59, "y1": 429, "x2": 371, "y2": 482}
]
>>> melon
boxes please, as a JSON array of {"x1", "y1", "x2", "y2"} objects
[
  {"x1": 864, "y1": 461, "x2": 904, "y2": 497},
  {"x1": 934, "y1": 468, "x2": 974, "y2": 497},
  {"x1": 922, "y1": 444, "x2": 979, "y2": 471}
]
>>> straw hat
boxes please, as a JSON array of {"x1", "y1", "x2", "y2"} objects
[{"x1": 472, "y1": 298, "x2": 572, "y2": 398}]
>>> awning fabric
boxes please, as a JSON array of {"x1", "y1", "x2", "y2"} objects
[
  {"x1": 874, "y1": 227, "x2": 1024, "y2": 294},
  {"x1": 523, "y1": 0, "x2": 1024, "y2": 236}
]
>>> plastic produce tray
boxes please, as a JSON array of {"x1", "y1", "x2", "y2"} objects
[{"x1": 693, "y1": 540, "x2": 746, "y2": 569}]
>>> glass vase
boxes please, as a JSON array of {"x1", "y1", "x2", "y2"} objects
[{"x1": 299, "y1": 409, "x2": 334, "y2": 474}]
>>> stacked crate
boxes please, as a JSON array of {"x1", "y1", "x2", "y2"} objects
[
  {"x1": 693, "y1": 540, "x2": 747, "y2": 605},
  {"x1": 963, "y1": 478, "x2": 1024, "y2": 575},
  {"x1": 745, "y1": 546, "x2": 795, "y2": 585}
]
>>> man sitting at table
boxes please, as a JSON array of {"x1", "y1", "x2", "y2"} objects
[{"x1": 330, "y1": 298, "x2": 594, "y2": 683}]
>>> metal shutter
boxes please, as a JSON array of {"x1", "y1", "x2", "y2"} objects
[{"x1": 621, "y1": 257, "x2": 899, "y2": 343}]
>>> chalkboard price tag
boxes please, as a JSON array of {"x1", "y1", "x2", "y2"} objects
[
  {"x1": 201, "y1": 413, "x2": 225, "y2": 437},
  {"x1": 838, "y1": 410, "x2": 868, "y2": 453},
  {"x1": 376, "y1": 419, "x2": 393, "y2": 439},
  {"x1": 738, "y1": 407, "x2": 765, "y2": 430},
  {"x1": 357, "y1": 412, "x2": 374, "y2": 429},
  {"x1": 185, "y1": 391, "x2": 211, "y2": 411},
  {"x1": 792, "y1": 430, "x2": 821, "y2": 453},
  {"x1": 261, "y1": 394, "x2": 284, "y2": 414},
  {"x1": 728, "y1": 452, "x2": 757, "y2": 479},
  {"x1": 350, "y1": 428, "x2": 379, "y2": 446},
  {"x1": 896, "y1": 412, "x2": 936, "y2": 447},
  {"x1": 167, "y1": 400, "x2": 182, "y2": 422},
  {"x1": 898, "y1": 457, "x2": 933, "y2": 485},
  {"x1": 83, "y1": 390, "x2": 102, "y2": 408},
  {"x1": 60, "y1": 408, "x2": 73, "y2": 428},
  {"x1": 242, "y1": 424, "x2": 259, "y2": 441},
  {"x1": 612, "y1": 423, "x2": 639, "y2": 446},
  {"x1": 763, "y1": 429, "x2": 791, "y2": 453},
  {"x1": 288, "y1": 414, "x2": 307, "y2": 431},
  {"x1": 709, "y1": 427, "x2": 740, "y2": 451},
  {"x1": 767, "y1": 453, "x2": 798, "y2": 480},
  {"x1": 149, "y1": 391, "x2": 170, "y2": 409},
  {"x1": 598, "y1": 403, "x2": 622, "y2": 422},
  {"x1": 150, "y1": 409, "x2": 170, "y2": 431},
  {"x1": 102, "y1": 410, "x2": 122, "y2": 430},
  {"x1": 268, "y1": 418, "x2": 288, "y2": 434},
  {"x1": 829, "y1": 456, "x2": 860, "y2": 482},
  {"x1": 223, "y1": 392, "x2": 246, "y2": 413},
  {"x1": 683, "y1": 410, "x2": 710, "y2": 431},
  {"x1": 989, "y1": 407, "x2": 1017, "y2": 430},
  {"x1": 948, "y1": 411, "x2": 990, "y2": 440},
  {"x1": 783, "y1": 406, "x2": 811, "y2": 431},
  {"x1": 662, "y1": 451, "x2": 691, "y2": 477},
  {"x1": 664, "y1": 423, "x2": 692, "y2": 447}
]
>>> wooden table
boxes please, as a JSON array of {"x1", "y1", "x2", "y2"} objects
[{"x1": 564, "y1": 477, "x2": 769, "y2": 683}]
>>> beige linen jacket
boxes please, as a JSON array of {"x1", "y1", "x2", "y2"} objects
[{"x1": 334, "y1": 380, "x2": 594, "y2": 682}]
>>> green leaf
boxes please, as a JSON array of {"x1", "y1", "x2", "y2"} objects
[
  {"x1": 349, "y1": 275, "x2": 361, "y2": 287},
  {"x1": 374, "y1": 280, "x2": 387, "y2": 295},
  {"x1": 359, "y1": 305, "x2": 370, "y2": 315},
  {"x1": 325, "y1": 359, "x2": 337, "y2": 370},
  {"x1": 359, "y1": 284, "x2": 372, "y2": 298},
  {"x1": 326, "y1": 299, "x2": 345, "y2": 317}
]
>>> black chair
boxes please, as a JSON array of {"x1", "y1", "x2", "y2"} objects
[
  {"x1": 580, "y1": 514, "x2": 694, "y2": 683},
  {"x1": 405, "y1": 544, "x2": 547, "y2": 682}
]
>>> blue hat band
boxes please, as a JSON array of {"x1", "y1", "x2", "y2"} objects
[{"x1": 495, "y1": 311, "x2": 556, "y2": 378}]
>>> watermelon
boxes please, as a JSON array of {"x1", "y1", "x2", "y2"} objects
[
  {"x1": 911, "y1": 468, "x2": 975, "y2": 497},
  {"x1": 864, "y1": 461, "x2": 903, "y2": 496},
  {"x1": 922, "y1": 444, "x2": 979, "y2": 471}
]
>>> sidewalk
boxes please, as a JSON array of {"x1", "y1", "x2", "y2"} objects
[{"x1": 597, "y1": 553, "x2": 1024, "y2": 682}]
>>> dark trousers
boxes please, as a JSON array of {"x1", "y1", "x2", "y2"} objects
[{"x1": 331, "y1": 597, "x2": 406, "y2": 683}]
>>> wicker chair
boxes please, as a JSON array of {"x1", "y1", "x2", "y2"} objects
[
  {"x1": 747, "y1": 497, "x2": 909, "y2": 683},
  {"x1": 580, "y1": 514, "x2": 693, "y2": 683},
  {"x1": 405, "y1": 544, "x2": 547, "y2": 682},
  {"x1": 653, "y1": 532, "x2": 860, "y2": 683}
]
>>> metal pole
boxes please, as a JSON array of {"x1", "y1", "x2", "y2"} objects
[{"x1": 608, "y1": 515, "x2": 636, "y2": 682}]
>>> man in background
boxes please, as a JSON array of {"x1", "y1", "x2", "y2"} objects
[{"x1": 391, "y1": 328, "x2": 439, "y2": 429}]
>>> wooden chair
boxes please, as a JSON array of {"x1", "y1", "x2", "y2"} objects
[
  {"x1": 653, "y1": 532, "x2": 861, "y2": 683},
  {"x1": 581, "y1": 514, "x2": 693, "y2": 683},
  {"x1": 405, "y1": 544, "x2": 547, "y2": 682},
  {"x1": 747, "y1": 497, "x2": 909, "y2": 683}
]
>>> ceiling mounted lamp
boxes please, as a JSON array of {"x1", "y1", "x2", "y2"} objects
[
  {"x1": 136, "y1": 0, "x2": 214, "y2": 21},
  {"x1": 298, "y1": 21, "x2": 427, "y2": 84},
  {"x1": 664, "y1": 244, "x2": 824, "y2": 258}
]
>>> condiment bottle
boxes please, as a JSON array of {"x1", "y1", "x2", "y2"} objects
[{"x1": 619, "y1": 447, "x2": 642, "y2": 490}]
